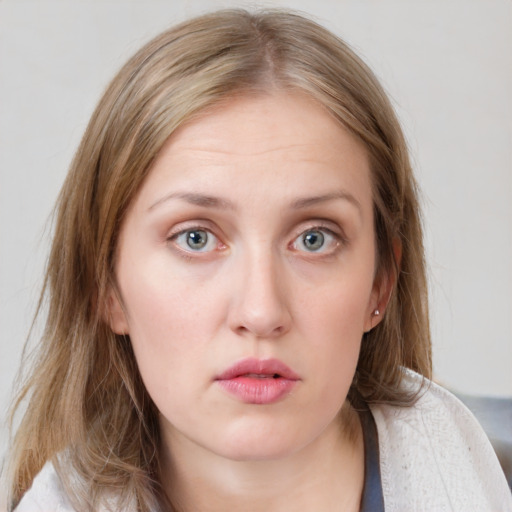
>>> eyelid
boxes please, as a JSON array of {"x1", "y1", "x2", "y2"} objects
[
  {"x1": 292, "y1": 219, "x2": 346, "y2": 241},
  {"x1": 166, "y1": 219, "x2": 217, "y2": 240}
]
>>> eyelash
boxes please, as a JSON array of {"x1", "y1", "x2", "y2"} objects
[{"x1": 166, "y1": 222, "x2": 346, "y2": 258}]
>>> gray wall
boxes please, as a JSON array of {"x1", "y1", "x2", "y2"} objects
[{"x1": 1, "y1": 0, "x2": 511, "y2": 503}]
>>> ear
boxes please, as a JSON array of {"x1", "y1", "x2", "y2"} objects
[
  {"x1": 364, "y1": 238, "x2": 402, "y2": 332},
  {"x1": 104, "y1": 286, "x2": 130, "y2": 335}
]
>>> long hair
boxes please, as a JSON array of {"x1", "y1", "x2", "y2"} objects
[{"x1": 7, "y1": 9, "x2": 431, "y2": 510}]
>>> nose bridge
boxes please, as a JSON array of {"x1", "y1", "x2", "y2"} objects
[{"x1": 228, "y1": 240, "x2": 291, "y2": 338}]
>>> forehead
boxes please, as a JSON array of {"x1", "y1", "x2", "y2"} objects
[
  {"x1": 133, "y1": 91, "x2": 373, "y2": 214},
  {"x1": 166, "y1": 92, "x2": 365, "y2": 158}
]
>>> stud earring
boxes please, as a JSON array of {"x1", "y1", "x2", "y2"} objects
[{"x1": 373, "y1": 309, "x2": 380, "y2": 316}]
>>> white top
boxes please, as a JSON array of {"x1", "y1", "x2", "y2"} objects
[
  {"x1": 371, "y1": 372, "x2": 512, "y2": 511},
  {"x1": 13, "y1": 371, "x2": 512, "y2": 511}
]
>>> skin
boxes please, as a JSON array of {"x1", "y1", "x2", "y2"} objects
[{"x1": 108, "y1": 92, "x2": 391, "y2": 511}]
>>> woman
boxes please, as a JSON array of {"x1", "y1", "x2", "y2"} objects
[{"x1": 6, "y1": 9, "x2": 511, "y2": 512}]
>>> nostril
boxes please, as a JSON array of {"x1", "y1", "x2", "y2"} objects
[{"x1": 228, "y1": 282, "x2": 292, "y2": 338}]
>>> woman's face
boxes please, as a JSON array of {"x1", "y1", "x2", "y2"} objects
[{"x1": 109, "y1": 92, "x2": 385, "y2": 463}]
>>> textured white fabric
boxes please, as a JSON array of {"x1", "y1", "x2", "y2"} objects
[
  {"x1": 14, "y1": 371, "x2": 512, "y2": 511},
  {"x1": 12, "y1": 460, "x2": 75, "y2": 512},
  {"x1": 371, "y1": 371, "x2": 512, "y2": 512}
]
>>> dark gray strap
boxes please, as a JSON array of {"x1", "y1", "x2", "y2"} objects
[{"x1": 357, "y1": 399, "x2": 385, "y2": 512}]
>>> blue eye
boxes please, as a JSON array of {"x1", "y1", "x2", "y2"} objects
[
  {"x1": 293, "y1": 229, "x2": 337, "y2": 253},
  {"x1": 173, "y1": 229, "x2": 218, "y2": 252},
  {"x1": 302, "y1": 231, "x2": 324, "y2": 251}
]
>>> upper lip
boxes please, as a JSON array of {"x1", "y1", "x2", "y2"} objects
[{"x1": 215, "y1": 357, "x2": 300, "y2": 380}]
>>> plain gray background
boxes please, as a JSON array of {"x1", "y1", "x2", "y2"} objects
[{"x1": 1, "y1": 0, "x2": 511, "y2": 503}]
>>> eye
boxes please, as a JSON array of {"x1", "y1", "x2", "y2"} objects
[
  {"x1": 172, "y1": 229, "x2": 219, "y2": 252},
  {"x1": 292, "y1": 228, "x2": 339, "y2": 253}
]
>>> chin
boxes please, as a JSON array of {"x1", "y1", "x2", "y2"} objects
[
  {"x1": 210, "y1": 421, "x2": 310, "y2": 462},
  {"x1": 218, "y1": 443, "x2": 297, "y2": 463}
]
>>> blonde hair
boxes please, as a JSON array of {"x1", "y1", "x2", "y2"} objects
[{"x1": 7, "y1": 9, "x2": 431, "y2": 511}]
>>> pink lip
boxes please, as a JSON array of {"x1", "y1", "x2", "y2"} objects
[{"x1": 215, "y1": 358, "x2": 300, "y2": 405}]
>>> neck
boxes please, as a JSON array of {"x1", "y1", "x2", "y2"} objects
[{"x1": 160, "y1": 405, "x2": 364, "y2": 512}]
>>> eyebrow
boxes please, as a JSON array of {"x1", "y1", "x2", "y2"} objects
[
  {"x1": 148, "y1": 190, "x2": 361, "y2": 213},
  {"x1": 148, "y1": 192, "x2": 236, "y2": 211},
  {"x1": 290, "y1": 191, "x2": 362, "y2": 213}
]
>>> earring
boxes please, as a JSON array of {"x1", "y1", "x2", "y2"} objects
[{"x1": 373, "y1": 309, "x2": 380, "y2": 316}]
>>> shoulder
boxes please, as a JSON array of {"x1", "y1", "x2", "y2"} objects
[
  {"x1": 12, "y1": 461, "x2": 133, "y2": 512},
  {"x1": 13, "y1": 462, "x2": 76, "y2": 512},
  {"x1": 371, "y1": 369, "x2": 512, "y2": 512}
]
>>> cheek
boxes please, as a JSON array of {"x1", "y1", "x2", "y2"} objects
[
  {"x1": 122, "y1": 255, "x2": 220, "y2": 335},
  {"x1": 308, "y1": 293, "x2": 364, "y2": 375},
  {"x1": 118, "y1": 264, "x2": 224, "y2": 395},
  {"x1": 299, "y1": 268, "x2": 374, "y2": 342},
  {"x1": 297, "y1": 270, "x2": 374, "y2": 387}
]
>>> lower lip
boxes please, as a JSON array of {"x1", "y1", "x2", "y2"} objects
[{"x1": 216, "y1": 376, "x2": 298, "y2": 404}]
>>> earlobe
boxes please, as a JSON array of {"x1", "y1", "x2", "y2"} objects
[
  {"x1": 104, "y1": 287, "x2": 129, "y2": 335},
  {"x1": 364, "y1": 278, "x2": 392, "y2": 332},
  {"x1": 364, "y1": 238, "x2": 402, "y2": 333},
  {"x1": 364, "y1": 305, "x2": 383, "y2": 333}
]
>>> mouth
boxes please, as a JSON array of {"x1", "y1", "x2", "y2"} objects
[
  {"x1": 215, "y1": 357, "x2": 300, "y2": 381},
  {"x1": 215, "y1": 358, "x2": 300, "y2": 404},
  {"x1": 242, "y1": 373, "x2": 281, "y2": 379}
]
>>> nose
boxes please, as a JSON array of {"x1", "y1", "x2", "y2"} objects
[{"x1": 227, "y1": 248, "x2": 292, "y2": 339}]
